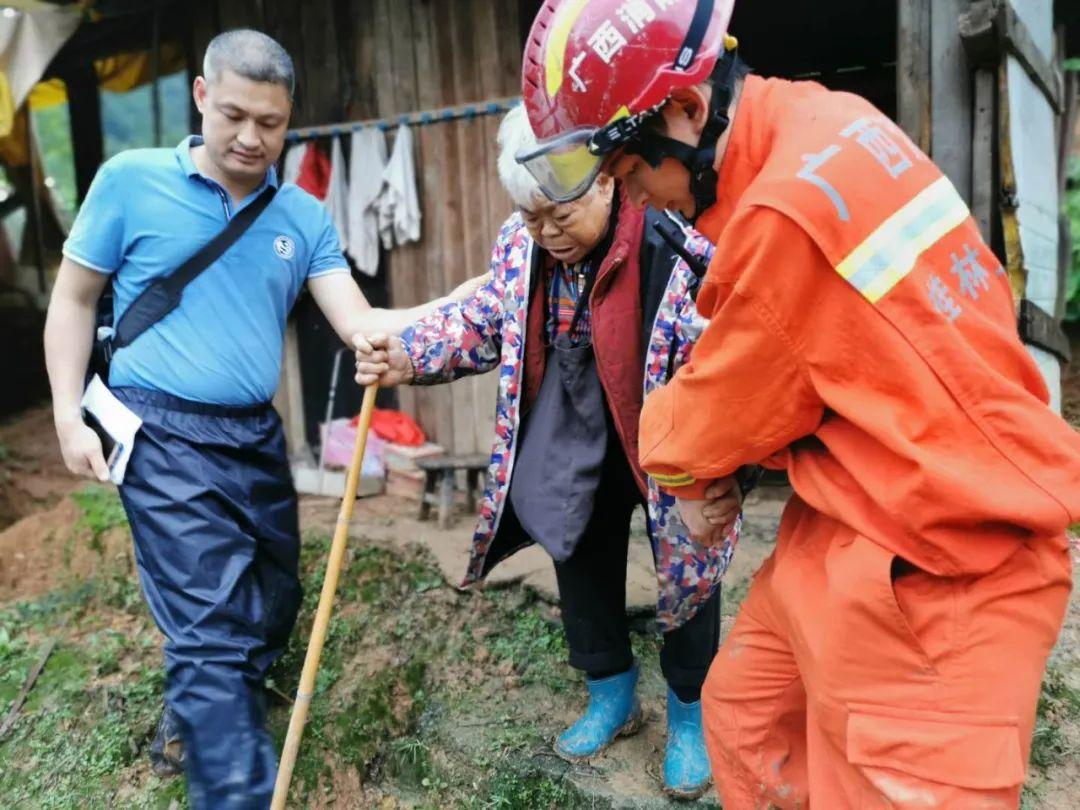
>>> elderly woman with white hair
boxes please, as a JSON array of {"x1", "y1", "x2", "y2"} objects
[{"x1": 355, "y1": 106, "x2": 750, "y2": 798}]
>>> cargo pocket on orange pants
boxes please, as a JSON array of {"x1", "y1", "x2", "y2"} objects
[
  {"x1": 822, "y1": 535, "x2": 949, "y2": 682},
  {"x1": 845, "y1": 703, "x2": 1025, "y2": 807}
]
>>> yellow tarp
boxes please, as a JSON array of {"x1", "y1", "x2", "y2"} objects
[
  {"x1": 26, "y1": 77, "x2": 63, "y2": 109},
  {"x1": 27, "y1": 44, "x2": 187, "y2": 110},
  {"x1": 0, "y1": 45, "x2": 187, "y2": 167},
  {"x1": 0, "y1": 72, "x2": 13, "y2": 140},
  {"x1": 0, "y1": 105, "x2": 28, "y2": 167},
  {"x1": 1, "y1": 1, "x2": 77, "y2": 10}
]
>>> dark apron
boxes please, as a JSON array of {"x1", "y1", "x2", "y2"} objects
[{"x1": 509, "y1": 260, "x2": 608, "y2": 562}]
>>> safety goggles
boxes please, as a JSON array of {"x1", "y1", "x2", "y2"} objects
[
  {"x1": 515, "y1": 128, "x2": 605, "y2": 203},
  {"x1": 515, "y1": 111, "x2": 659, "y2": 202}
]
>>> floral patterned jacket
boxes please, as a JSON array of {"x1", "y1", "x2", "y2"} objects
[{"x1": 401, "y1": 211, "x2": 738, "y2": 630}]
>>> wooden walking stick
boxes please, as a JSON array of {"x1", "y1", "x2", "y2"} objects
[{"x1": 271, "y1": 383, "x2": 378, "y2": 809}]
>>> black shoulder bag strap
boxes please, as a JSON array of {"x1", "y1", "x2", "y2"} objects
[{"x1": 99, "y1": 184, "x2": 277, "y2": 365}]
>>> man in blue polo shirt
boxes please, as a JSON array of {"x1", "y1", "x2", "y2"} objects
[{"x1": 43, "y1": 29, "x2": 455, "y2": 809}]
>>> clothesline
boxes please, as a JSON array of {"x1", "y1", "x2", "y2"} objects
[
  {"x1": 286, "y1": 96, "x2": 523, "y2": 142},
  {"x1": 284, "y1": 113, "x2": 425, "y2": 275}
]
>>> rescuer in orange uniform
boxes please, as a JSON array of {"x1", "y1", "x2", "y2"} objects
[{"x1": 516, "y1": 1, "x2": 1080, "y2": 806}]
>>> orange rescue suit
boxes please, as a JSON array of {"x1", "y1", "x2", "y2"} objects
[{"x1": 639, "y1": 75, "x2": 1080, "y2": 807}]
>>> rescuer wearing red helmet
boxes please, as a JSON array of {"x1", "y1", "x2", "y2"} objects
[
  {"x1": 519, "y1": 1, "x2": 1080, "y2": 807},
  {"x1": 517, "y1": 0, "x2": 742, "y2": 219}
]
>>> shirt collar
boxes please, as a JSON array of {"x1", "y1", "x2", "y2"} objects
[{"x1": 175, "y1": 135, "x2": 280, "y2": 190}]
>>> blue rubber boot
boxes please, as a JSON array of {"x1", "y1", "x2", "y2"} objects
[
  {"x1": 663, "y1": 687, "x2": 712, "y2": 799},
  {"x1": 555, "y1": 662, "x2": 642, "y2": 760}
]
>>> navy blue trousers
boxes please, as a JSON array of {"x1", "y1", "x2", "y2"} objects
[{"x1": 114, "y1": 388, "x2": 301, "y2": 810}]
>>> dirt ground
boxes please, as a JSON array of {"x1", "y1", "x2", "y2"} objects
[
  {"x1": 0, "y1": 405, "x2": 81, "y2": 531},
  {"x1": 0, "y1": 383, "x2": 1078, "y2": 807}
]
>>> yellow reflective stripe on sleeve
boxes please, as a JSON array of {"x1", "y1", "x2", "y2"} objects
[
  {"x1": 545, "y1": 0, "x2": 591, "y2": 98},
  {"x1": 649, "y1": 472, "x2": 697, "y2": 488},
  {"x1": 836, "y1": 176, "x2": 971, "y2": 304}
]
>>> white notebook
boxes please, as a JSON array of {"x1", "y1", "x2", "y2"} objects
[{"x1": 81, "y1": 375, "x2": 142, "y2": 485}]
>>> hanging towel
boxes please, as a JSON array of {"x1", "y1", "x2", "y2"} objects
[
  {"x1": 378, "y1": 124, "x2": 421, "y2": 249},
  {"x1": 325, "y1": 135, "x2": 349, "y2": 255},
  {"x1": 346, "y1": 128, "x2": 388, "y2": 276},
  {"x1": 281, "y1": 142, "x2": 306, "y2": 186},
  {"x1": 296, "y1": 142, "x2": 331, "y2": 200}
]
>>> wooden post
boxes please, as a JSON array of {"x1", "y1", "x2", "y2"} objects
[
  {"x1": 297, "y1": 0, "x2": 342, "y2": 125},
  {"x1": 188, "y1": 0, "x2": 220, "y2": 131},
  {"x1": 151, "y1": 1, "x2": 163, "y2": 147},
  {"x1": 971, "y1": 69, "x2": 996, "y2": 242},
  {"x1": 276, "y1": 320, "x2": 311, "y2": 463},
  {"x1": 22, "y1": 116, "x2": 48, "y2": 295},
  {"x1": 959, "y1": 0, "x2": 1063, "y2": 113},
  {"x1": 897, "y1": 0, "x2": 933, "y2": 153},
  {"x1": 263, "y1": 0, "x2": 307, "y2": 119},
  {"x1": 931, "y1": 0, "x2": 974, "y2": 203},
  {"x1": 62, "y1": 61, "x2": 104, "y2": 205},
  {"x1": 1054, "y1": 27, "x2": 1077, "y2": 322},
  {"x1": 997, "y1": 60, "x2": 1026, "y2": 304},
  {"x1": 402, "y1": 0, "x2": 456, "y2": 450},
  {"x1": 437, "y1": 470, "x2": 454, "y2": 530}
]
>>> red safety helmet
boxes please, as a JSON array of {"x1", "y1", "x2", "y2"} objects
[{"x1": 518, "y1": 0, "x2": 737, "y2": 202}]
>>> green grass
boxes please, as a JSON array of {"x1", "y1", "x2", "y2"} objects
[
  {"x1": 721, "y1": 575, "x2": 750, "y2": 619},
  {"x1": 0, "y1": 579, "x2": 175, "y2": 809},
  {"x1": 0, "y1": 496, "x2": 166, "y2": 808},
  {"x1": 0, "y1": 521, "x2": 725, "y2": 809},
  {"x1": 0, "y1": 626, "x2": 36, "y2": 711},
  {"x1": 263, "y1": 540, "x2": 589, "y2": 803},
  {"x1": 70, "y1": 484, "x2": 129, "y2": 552},
  {"x1": 1022, "y1": 659, "x2": 1080, "y2": 808},
  {"x1": 264, "y1": 539, "x2": 451, "y2": 801},
  {"x1": 468, "y1": 767, "x2": 601, "y2": 810},
  {"x1": 1030, "y1": 663, "x2": 1080, "y2": 770},
  {"x1": 488, "y1": 598, "x2": 572, "y2": 692},
  {"x1": 335, "y1": 659, "x2": 427, "y2": 771}
]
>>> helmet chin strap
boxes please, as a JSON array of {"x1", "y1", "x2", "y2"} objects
[{"x1": 624, "y1": 50, "x2": 749, "y2": 221}]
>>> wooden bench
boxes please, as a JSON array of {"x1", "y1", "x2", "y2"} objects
[{"x1": 415, "y1": 453, "x2": 489, "y2": 529}]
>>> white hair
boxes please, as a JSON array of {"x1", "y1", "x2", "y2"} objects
[
  {"x1": 496, "y1": 105, "x2": 545, "y2": 208},
  {"x1": 496, "y1": 104, "x2": 597, "y2": 209}
]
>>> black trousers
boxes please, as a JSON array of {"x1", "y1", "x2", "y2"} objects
[{"x1": 503, "y1": 442, "x2": 721, "y2": 691}]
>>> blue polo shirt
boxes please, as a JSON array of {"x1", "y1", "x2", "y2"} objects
[{"x1": 63, "y1": 136, "x2": 348, "y2": 405}]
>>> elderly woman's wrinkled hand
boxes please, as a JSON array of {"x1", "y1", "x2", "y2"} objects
[
  {"x1": 676, "y1": 497, "x2": 713, "y2": 542},
  {"x1": 353, "y1": 333, "x2": 414, "y2": 387},
  {"x1": 677, "y1": 476, "x2": 743, "y2": 545},
  {"x1": 702, "y1": 476, "x2": 742, "y2": 535}
]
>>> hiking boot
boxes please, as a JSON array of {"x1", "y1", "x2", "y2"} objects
[
  {"x1": 555, "y1": 661, "x2": 642, "y2": 760},
  {"x1": 663, "y1": 687, "x2": 712, "y2": 799}
]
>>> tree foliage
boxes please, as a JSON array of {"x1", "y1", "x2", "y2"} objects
[
  {"x1": 31, "y1": 71, "x2": 191, "y2": 215},
  {"x1": 1067, "y1": 59, "x2": 1080, "y2": 322}
]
